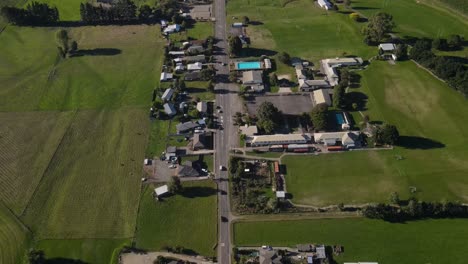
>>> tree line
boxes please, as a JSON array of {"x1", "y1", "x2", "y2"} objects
[
  {"x1": 410, "y1": 38, "x2": 467, "y2": 97},
  {"x1": 1, "y1": 1, "x2": 58, "y2": 26}
]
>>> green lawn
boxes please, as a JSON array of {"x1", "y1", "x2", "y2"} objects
[
  {"x1": 284, "y1": 61, "x2": 468, "y2": 206},
  {"x1": 135, "y1": 181, "x2": 217, "y2": 257},
  {"x1": 0, "y1": 25, "x2": 164, "y2": 111},
  {"x1": 187, "y1": 81, "x2": 215, "y2": 101},
  {"x1": 352, "y1": 0, "x2": 468, "y2": 39},
  {"x1": 36, "y1": 238, "x2": 130, "y2": 264},
  {"x1": 21, "y1": 109, "x2": 149, "y2": 239},
  {"x1": 0, "y1": 203, "x2": 31, "y2": 264},
  {"x1": 227, "y1": 0, "x2": 375, "y2": 62},
  {"x1": 233, "y1": 218, "x2": 468, "y2": 264},
  {"x1": 170, "y1": 22, "x2": 214, "y2": 42}
]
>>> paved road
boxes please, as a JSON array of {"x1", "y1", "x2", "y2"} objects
[{"x1": 212, "y1": 0, "x2": 240, "y2": 263}]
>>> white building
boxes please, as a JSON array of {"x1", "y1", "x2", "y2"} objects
[
  {"x1": 320, "y1": 57, "x2": 363, "y2": 86},
  {"x1": 196, "y1": 101, "x2": 208, "y2": 113},
  {"x1": 154, "y1": 185, "x2": 169, "y2": 197},
  {"x1": 161, "y1": 88, "x2": 174, "y2": 101},
  {"x1": 318, "y1": 0, "x2": 333, "y2": 10},
  {"x1": 163, "y1": 24, "x2": 181, "y2": 34},
  {"x1": 314, "y1": 131, "x2": 360, "y2": 148},
  {"x1": 379, "y1": 43, "x2": 397, "y2": 60},
  {"x1": 187, "y1": 62, "x2": 203, "y2": 71},
  {"x1": 160, "y1": 72, "x2": 173, "y2": 82},
  {"x1": 239, "y1": 125, "x2": 258, "y2": 137},
  {"x1": 250, "y1": 134, "x2": 310, "y2": 146}
]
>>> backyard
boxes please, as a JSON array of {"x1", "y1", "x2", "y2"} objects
[
  {"x1": 135, "y1": 181, "x2": 218, "y2": 257},
  {"x1": 233, "y1": 218, "x2": 468, "y2": 264}
]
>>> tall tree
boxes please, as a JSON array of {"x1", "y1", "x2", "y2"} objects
[
  {"x1": 169, "y1": 176, "x2": 182, "y2": 193},
  {"x1": 310, "y1": 103, "x2": 328, "y2": 131},
  {"x1": 278, "y1": 51, "x2": 291, "y2": 65},
  {"x1": 362, "y1": 12, "x2": 395, "y2": 44},
  {"x1": 256, "y1": 101, "x2": 282, "y2": 134},
  {"x1": 228, "y1": 36, "x2": 242, "y2": 56},
  {"x1": 333, "y1": 84, "x2": 346, "y2": 109}
]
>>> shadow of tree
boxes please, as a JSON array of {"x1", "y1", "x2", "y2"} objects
[
  {"x1": 397, "y1": 136, "x2": 445, "y2": 149},
  {"x1": 45, "y1": 258, "x2": 88, "y2": 264},
  {"x1": 71, "y1": 48, "x2": 122, "y2": 57},
  {"x1": 346, "y1": 91, "x2": 368, "y2": 110},
  {"x1": 241, "y1": 48, "x2": 277, "y2": 57}
]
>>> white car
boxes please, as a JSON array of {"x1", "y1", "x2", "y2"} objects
[
  {"x1": 201, "y1": 168, "x2": 208, "y2": 173},
  {"x1": 169, "y1": 164, "x2": 177, "y2": 169}
]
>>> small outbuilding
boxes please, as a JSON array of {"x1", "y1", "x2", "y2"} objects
[
  {"x1": 163, "y1": 103, "x2": 176, "y2": 116},
  {"x1": 313, "y1": 88, "x2": 333, "y2": 106},
  {"x1": 154, "y1": 185, "x2": 169, "y2": 198},
  {"x1": 160, "y1": 72, "x2": 173, "y2": 82},
  {"x1": 378, "y1": 43, "x2": 397, "y2": 60},
  {"x1": 161, "y1": 88, "x2": 174, "y2": 101},
  {"x1": 188, "y1": 62, "x2": 203, "y2": 71},
  {"x1": 197, "y1": 101, "x2": 208, "y2": 113}
]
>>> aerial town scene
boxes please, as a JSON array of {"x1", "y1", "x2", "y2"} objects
[{"x1": 0, "y1": 0, "x2": 467, "y2": 263}]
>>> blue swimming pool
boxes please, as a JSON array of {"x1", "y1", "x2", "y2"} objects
[
  {"x1": 335, "y1": 113, "x2": 345, "y2": 125},
  {"x1": 236, "y1": 61, "x2": 262, "y2": 70}
]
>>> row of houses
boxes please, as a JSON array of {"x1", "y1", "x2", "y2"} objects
[{"x1": 245, "y1": 131, "x2": 361, "y2": 148}]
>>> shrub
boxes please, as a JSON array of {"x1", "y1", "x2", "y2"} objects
[{"x1": 349, "y1": 12, "x2": 360, "y2": 21}]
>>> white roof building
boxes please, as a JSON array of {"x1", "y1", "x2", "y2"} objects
[
  {"x1": 264, "y1": 58, "x2": 272, "y2": 69},
  {"x1": 318, "y1": 0, "x2": 333, "y2": 10},
  {"x1": 314, "y1": 131, "x2": 360, "y2": 148},
  {"x1": 168, "y1": 51, "x2": 185, "y2": 57},
  {"x1": 276, "y1": 191, "x2": 286, "y2": 198},
  {"x1": 163, "y1": 24, "x2": 181, "y2": 34},
  {"x1": 251, "y1": 134, "x2": 310, "y2": 146},
  {"x1": 175, "y1": 64, "x2": 185, "y2": 72},
  {"x1": 299, "y1": 79, "x2": 331, "y2": 91},
  {"x1": 160, "y1": 72, "x2": 173, "y2": 81},
  {"x1": 164, "y1": 103, "x2": 176, "y2": 116},
  {"x1": 378, "y1": 43, "x2": 396, "y2": 52},
  {"x1": 161, "y1": 88, "x2": 174, "y2": 101},
  {"x1": 187, "y1": 62, "x2": 203, "y2": 71},
  {"x1": 196, "y1": 101, "x2": 208, "y2": 113},
  {"x1": 154, "y1": 185, "x2": 169, "y2": 197},
  {"x1": 232, "y1": 22, "x2": 243, "y2": 27},
  {"x1": 320, "y1": 57, "x2": 363, "y2": 86},
  {"x1": 313, "y1": 88, "x2": 333, "y2": 106}
]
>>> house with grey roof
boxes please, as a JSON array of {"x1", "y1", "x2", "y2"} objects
[
  {"x1": 163, "y1": 103, "x2": 176, "y2": 116},
  {"x1": 161, "y1": 88, "x2": 174, "y2": 101},
  {"x1": 242, "y1": 70, "x2": 264, "y2": 92}
]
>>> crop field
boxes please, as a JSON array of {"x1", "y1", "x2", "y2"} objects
[
  {"x1": 0, "y1": 25, "x2": 164, "y2": 111},
  {"x1": 0, "y1": 203, "x2": 31, "y2": 264},
  {"x1": 36, "y1": 238, "x2": 130, "y2": 263},
  {"x1": 227, "y1": 0, "x2": 375, "y2": 62},
  {"x1": 284, "y1": 61, "x2": 468, "y2": 206},
  {"x1": 233, "y1": 218, "x2": 468, "y2": 264},
  {"x1": 0, "y1": 111, "x2": 74, "y2": 215},
  {"x1": 135, "y1": 181, "x2": 217, "y2": 257},
  {"x1": 20, "y1": 109, "x2": 149, "y2": 239},
  {"x1": 351, "y1": 0, "x2": 468, "y2": 39}
]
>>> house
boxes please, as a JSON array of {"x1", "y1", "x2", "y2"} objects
[
  {"x1": 192, "y1": 133, "x2": 206, "y2": 150},
  {"x1": 189, "y1": 4, "x2": 212, "y2": 20},
  {"x1": 196, "y1": 101, "x2": 208, "y2": 113},
  {"x1": 297, "y1": 244, "x2": 315, "y2": 252},
  {"x1": 320, "y1": 57, "x2": 363, "y2": 86},
  {"x1": 177, "y1": 160, "x2": 200, "y2": 177},
  {"x1": 242, "y1": 70, "x2": 264, "y2": 92},
  {"x1": 264, "y1": 58, "x2": 272, "y2": 69},
  {"x1": 232, "y1": 22, "x2": 243, "y2": 27},
  {"x1": 176, "y1": 121, "x2": 199, "y2": 134},
  {"x1": 163, "y1": 103, "x2": 176, "y2": 116},
  {"x1": 259, "y1": 249, "x2": 283, "y2": 264},
  {"x1": 239, "y1": 125, "x2": 258, "y2": 136},
  {"x1": 184, "y1": 71, "x2": 202, "y2": 81},
  {"x1": 160, "y1": 72, "x2": 173, "y2": 82},
  {"x1": 179, "y1": 102, "x2": 188, "y2": 111},
  {"x1": 296, "y1": 69, "x2": 307, "y2": 80},
  {"x1": 313, "y1": 88, "x2": 333, "y2": 106},
  {"x1": 250, "y1": 134, "x2": 310, "y2": 146},
  {"x1": 276, "y1": 191, "x2": 285, "y2": 199},
  {"x1": 184, "y1": 55, "x2": 206, "y2": 63},
  {"x1": 165, "y1": 146, "x2": 177, "y2": 159},
  {"x1": 299, "y1": 79, "x2": 331, "y2": 91},
  {"x1": 161, "y1": 88, "x2": 174, "y2": 101},
  {"x1": 163, "y1": 24, "x2": 181, "y2": 34},
  {"x1": 187, "y1": 62, "x2": 203, "y2": 71},
  {"x1": 378, "y1": 43, "x2": 397, "y2": 60},
  {"x1": 175, "y1": 64, "x2": 185, "y2": 72},
  {"x1": 318, "y1": 0, "x2": 333, "y2": 10},
  {"x1": 313, "y1": 131, "x2": 360, "y2": 148},
  {"x1": 187, "y1": 45, "x2": 205, "y2": 54},
  {"x1": 154, "y1": 185, "x2": 169, "y2": 197},
  {"x1": 316, "y1": 245, "x2": 326, "y2": 259}
]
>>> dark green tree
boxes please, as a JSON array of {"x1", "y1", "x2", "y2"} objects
[
  {"x1": 362, "y1": 12, "x2": 395, "y2": 44},
  {"x1": 278, "y1": 51, "x2": 291, "y2": 65},
  {"x1": 395, "y1": 43, "x2": 408, "y2": 60},
  {"x1": 138, "y1": 4, "x2": 153, "y2": 22},
  {"x1": 242, "y1": 16, "x2": 250, "y2": 24},
  {"x1": 310, "y1": 103, "x2": 328, "y2": 131},
  {"x1": 333, "y1": 83, "x2": 346, "y2": 109},
  {"x1": 256, "y1": 101, "x2": 281, "y2": 134},
  {"x1": 228, "y1": 36, "x2": 242, "y2": 56}
]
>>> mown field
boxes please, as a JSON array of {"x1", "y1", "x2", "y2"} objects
[
  {"x1": 21, "y1": 109, "x2": 149, "y2": 239},
  {"x1": 227, "y1": 0, "x2": 375, "y2": 62},
  {"x1": 0, "y1": 203, "x2": 31, "y2": 264},
  {"x1": 352, "y1": 0, "x2": 468, "y2": 39},
  {"x1": 36, "y1": 238, "x2": 130, "y2": 263},
  {"x1": 0, "y1": 25, "x2": 164, "y2": 111},
  {"x1": 285, "y1": 61, "x2": 468, "y2": 206},
  {"x1": 135, "y1": 181, "x2": 218, "y2": 257},
  {"x1": 234, "y1": 218, "x2": 468, "y2": 264}
]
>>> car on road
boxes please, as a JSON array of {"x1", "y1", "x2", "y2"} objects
[{"x1": 219, "y1": 165, "x2": 225, "y2": 171}]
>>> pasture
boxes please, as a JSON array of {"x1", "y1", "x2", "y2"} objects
[
  {"x1": 0, "y1": 25, "x2": 164, "y2": 111},
  {"x1": 284, "y1": 61, "x2": 468, "y2": 206},
  {"x1": 20, "y1": 109, "x2": 149, "y2": 239},
  {"x1": 135, "y1": 181, "x2": 217, "y2": 257},
  {"x1": 233, "y1": 218, "x2": 468, "y2": 264},
  {"x1": 351, "y1": 0, "x2": 468, "y2": 39},
  {"x1": 36, "y1": 238, "x2": 130, "y2": 263},
  {"x1": 227, "y1": 0, "x2": 375, "y2": 62},
  {"x1": 0, "y1": 203, "x2": 31, "y2": 264}
]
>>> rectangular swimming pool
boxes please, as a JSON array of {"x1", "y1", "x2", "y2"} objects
[
  {"x1": 236, "y1": 61, "x2": 262, "y2": 70},
  {"x1": 335, "y1": 112, "x2": 345, "y2": 125}
]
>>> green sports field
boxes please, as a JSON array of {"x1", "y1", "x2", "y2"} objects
[
  {"x1": 135, "y1": 181, "x2": 218, "y2": 257},
  {"x1": 285, "y1": 61, "x2": 468, "y2": 206},
  {"x1": 233, "y1": 218, "x2": 468, "y2": 264},
  {"x1": 227, "y1": 0, "x2": 375, "y2": 62}
]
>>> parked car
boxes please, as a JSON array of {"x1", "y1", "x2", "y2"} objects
[
  {"x1": 169, "y1": 164, "x2": 177, "y2": 169},
  {"x1": 219, "y1": 165, "x2": 225, "y2": 171},
  {"x1": 201, "y1": 168, "x2": 208, "y2": 173}
]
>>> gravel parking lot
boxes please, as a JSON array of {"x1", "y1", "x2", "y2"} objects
[{"x1": 245, "y1": 93, "x2": 315, "y2": 116}]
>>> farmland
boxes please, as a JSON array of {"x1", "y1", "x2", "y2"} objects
[
  {"x1": 285, "y1": 61, "x2": 468, "y2": 206},
  {"x1": 135, "y1": 181, "x2": 218, "y2": 257},
  {"x1": 233, "y1": 218, "x2": 468, "y2": 264},
  {"x1": 0, "y1": 203, "x2": 31, "y2": 264},
  {"x1": 21, "y1": 109, "x2": 149, "y2": 239},
  {"x1": 227, "y1": 0, "x2": 375, "y2": 62}
]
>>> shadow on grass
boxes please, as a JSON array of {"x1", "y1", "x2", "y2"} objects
[
  {"x1": 181, "y1": 186, "x2": 217, "y2": 198},
  {"x1": 346, "y1": 91, "x2": 368, "y2": 110},
  {"x1": 45, "y1": 258, "x2": 88, "y2": 264},
  {"x1": 241, "y1": 48, "x2": 277, "y2": 57},
  {"x1": 352, "y1": 6, "x2": 378, "y2": 10},
  {"x1": 71, "y1": 48, "x2": 122, "y2": 57},
  {"x1": 397, "y1": 136, "x2": 445, "y2": 150}
]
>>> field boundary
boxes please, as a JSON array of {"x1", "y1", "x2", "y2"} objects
[{"x1": 19, "y1": 110, "x2": 77, "y2": 218}]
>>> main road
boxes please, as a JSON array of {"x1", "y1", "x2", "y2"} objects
[{"x1": 213, "y1": 0, "x2": 240, "y2": 262}]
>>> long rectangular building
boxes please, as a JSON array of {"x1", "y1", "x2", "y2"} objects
[{"x1": 250, "y1": 134, "x2": 310, "y2": 146}]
